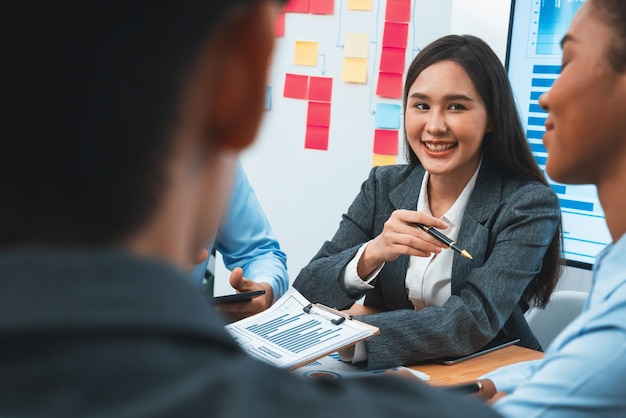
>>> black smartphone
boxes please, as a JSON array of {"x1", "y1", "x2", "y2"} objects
[
  {"x1": 211, "y1": 289, "x2": 266, "y2": 304},
  {"x1": 437, "y1": 339, "x2": 521, "y2": 365}
]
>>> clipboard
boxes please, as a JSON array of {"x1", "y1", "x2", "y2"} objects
[{"x1": 225, "y1": 288, "x2": 379, "y2": 370}]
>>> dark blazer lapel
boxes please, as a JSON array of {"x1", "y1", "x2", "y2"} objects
[
  {"x1": 388, "y1": 165, "x2": 425, "y2": 211},
  {"x1": 452, "y1": 162, "x2": 503, "y2": 294}
]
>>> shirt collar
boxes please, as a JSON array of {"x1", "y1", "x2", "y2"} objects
[{"x1": 416, "y1": 158, "x2": 482, "y2": 229}]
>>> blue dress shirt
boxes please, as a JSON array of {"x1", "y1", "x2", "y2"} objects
[
  {"x1": 190, "y1": 163, "x2": 289, "y2": 301},
  {"x1": 482, "y1": 233, "x2": 626, "y2": 417}
]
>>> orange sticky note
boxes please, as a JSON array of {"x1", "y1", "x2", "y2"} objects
[
  {"x1": 348, "y1": 0, "x2": 372, "y2": 11},
  {"x1": 294, "y1": 41, "x2": 319, "y2": 66},
  {"x1": 372, "y1": 153, "x2": 397, "y2": 167},
  {"x1": 342, "y1": 57, "x2": 368, "y2": 83}
]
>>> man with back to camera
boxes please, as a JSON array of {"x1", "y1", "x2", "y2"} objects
[{"x1": 1, "y1": 1, "x2": 498, "y2": 417}]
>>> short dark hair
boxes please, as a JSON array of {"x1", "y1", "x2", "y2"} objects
[
  {"x1": 590, "y1": 0, "x2": 626, "y2": 72},
  {"x1": 402, "y1": 35, "x2": 562, "y2": 308},
  {"x1": 3, "y1": 0, "x2": 285, "y2": 248}
]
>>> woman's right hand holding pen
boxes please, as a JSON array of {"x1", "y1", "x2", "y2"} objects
[{"x1": 357, "y1": 210, "x2": 449, "y2": 278}]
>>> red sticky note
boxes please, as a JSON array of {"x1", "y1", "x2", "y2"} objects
[
  {"x1": 306, "y1": 101, "x2": 331, "y2": 127},
  {"x1": 379, "y1": 47, "x2": 406, "y2": 74},
  {"x1": 385, "y1": 0, "x2": 411, "y2": 22},
  {"x1": 284, "y1": 74, "x2": 309, "y2": 99},
  {"x1": 376, "y1": 72, "x2": 403, "y2": 98},
  {"x1": 274, "y1": 12, "x2": 286, "y2": 37},
  {"x1": 373, "y1": 129, "x2": 399, "y2": 155},
  {"x1": 310, "y1": 0, "x2": 334, "y2": 15},
  {"x1": 305, "y1": 126, "x2": 329, "y2": 150},
  {"x1": 308, "y1": 76, "x2": 333, "y2": 102},
  {"x1": 284, "y1": 0, "x2": 310, "y2": 13},
  {"x1": 383, "y1": 22, "x2": 408, "y2": 48}
]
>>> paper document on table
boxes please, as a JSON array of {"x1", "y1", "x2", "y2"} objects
[
  {"x1": 293, "y1": 352, "x2": 430, "y2": 381},
  {"x1": 225, "y1": 287, "x2": 379, "y2": 370}
]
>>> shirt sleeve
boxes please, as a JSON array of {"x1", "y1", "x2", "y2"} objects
[
  {"x1": 486, "y1": 314, "x2": 626, "y2": 417},
  {"x1": 215, "y1": 163, "x2": 289, "y2": 302},
  {"x1": 340, "y1": 242, "x2": 384, "y2": 293},
  {"x1": 479, "y1": 360, "x2": 540, "y2": 394}
]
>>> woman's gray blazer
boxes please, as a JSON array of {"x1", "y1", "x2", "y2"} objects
[{"x1": 293, "y1": 162, "x2": 560, "y2": 370}]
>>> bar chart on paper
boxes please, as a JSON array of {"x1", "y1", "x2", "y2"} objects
[
  {"x1": 507, "y1": 0, "x2": 610, "y2": 266},
  {"x1": 245, "y1": 307, "x2": 342, "y2": 354},
  {"x1": 225, "y1": 288, "x2": 378, "y2": 369}
]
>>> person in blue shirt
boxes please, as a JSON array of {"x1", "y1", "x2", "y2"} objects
[
  {"x1": 191, "y1": 161, "x2": 289, "y2": 321},
  {"x1": 475, "y1": 0, "x2": 626, "y2": 416}
]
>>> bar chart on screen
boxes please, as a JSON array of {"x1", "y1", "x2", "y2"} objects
[{"x1": 507, "y1": 0, "x2": 609, "y2": 267}]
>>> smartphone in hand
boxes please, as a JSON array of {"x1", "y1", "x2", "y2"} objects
[{"x1": 210, "y1": 289, "x2": 266, "y2": 304}]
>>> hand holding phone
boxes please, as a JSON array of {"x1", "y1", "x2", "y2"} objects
[{"x1": 211, "y1": 289, "x2": 266, "y2": 304}]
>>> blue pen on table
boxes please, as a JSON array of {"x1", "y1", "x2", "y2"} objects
[{"x1": 414, "y1": 223, "x2": 473, "y2": 260}]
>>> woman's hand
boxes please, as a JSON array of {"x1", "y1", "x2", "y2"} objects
[{"x1": 358, "y1": 210, "x2": 449, "y2": 277}]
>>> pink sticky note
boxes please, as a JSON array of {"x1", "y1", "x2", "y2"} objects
[
  {"x1": 308, "y1": 76, "x2": 333, "y2": 102},
  {"x1": 379, "y1": 47, "x2": 406, "y2": 74},
  {"x1": 284, "y1": 74, "x2": 309, "y2": 99},
  {"x1": 382, "y1": 22, "x2": 408, "y2": 48},
  {"x1": 376, "y1": 72, "x2": 403, "y2": 98},
  {"x1": 284, "y1": 0, "x2": 311, "y2": 13},
  {"x1": 275, "y1": 12, "x2": 286, "y2": 37},
  {"x1": 310, "y1": 0, "x2": 334, "y2": 15},
  {"x1": 307, "y1": 101, "x2": 331, "y2": 127},
  {"x1": 305, "y1": 126, "x2": 329, "y2": 150},
  {"x1": 373, "y1": 129, "x2": 399, "y2": 155},
  {"x1": 385, "y1": 0, "x2": 411, "y2": 22}
]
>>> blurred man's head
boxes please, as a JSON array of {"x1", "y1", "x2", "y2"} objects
[{"x1": 4, "y1": 1, "x2": 285, "y2": 266}]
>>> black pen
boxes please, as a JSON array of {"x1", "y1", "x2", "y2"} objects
[{"x1": 415, "y1": 223, "x2": 473, "y2": 260}]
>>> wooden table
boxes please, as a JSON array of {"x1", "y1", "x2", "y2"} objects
[
  {"x1": 344, "y1": 304, "x2": 544, "y2": 385},
  {"x1": 411, "y1": 345, "x2": 544, "y2": 386}
]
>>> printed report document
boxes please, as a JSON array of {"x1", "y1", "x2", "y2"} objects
[{"x1": 225, "y1": 287, "x2": 379, "y2": 370}]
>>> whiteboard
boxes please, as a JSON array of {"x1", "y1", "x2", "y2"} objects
[{"x1": 215, "y1": 0, "x2": 513, "y2": 295}]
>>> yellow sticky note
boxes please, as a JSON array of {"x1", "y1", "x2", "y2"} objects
[
  {"x1": 294, "y1": 41, "x2": 319, "y2": 67},
  {"x1": 344, "y1": 33, "x2": 369, "y2": 59},
  {"x1": 348, "y1": 0, "x2": 373, "y2": 11},
  {"x1": 342, "y1": 57, "x2": 368, "y2": 83},
  {"x1": 372, "y1": 154, "x2": 397, "y2": 167}
]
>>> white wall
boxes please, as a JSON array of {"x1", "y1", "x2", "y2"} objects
[{"x1": 215, "y1": 0, "x2": 592, "y2": 295}]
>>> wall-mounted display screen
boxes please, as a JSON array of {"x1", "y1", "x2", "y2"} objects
[{"x1": 505, "y1": 0, "x2": 609, "y2": 269}]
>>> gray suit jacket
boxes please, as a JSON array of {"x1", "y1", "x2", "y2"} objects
[{"x1": 294, "y1": 162, "x2": 560, "y2": 370}]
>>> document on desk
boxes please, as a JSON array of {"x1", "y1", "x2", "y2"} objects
[
  {"x1": 225, "y1": 288, "x2": 379, "y2": 370},
  {"x1": 293, "y1": 353, "x2": 430, "y2": 381}
]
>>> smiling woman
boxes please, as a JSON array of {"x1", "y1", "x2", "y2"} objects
[{"x1": 294, "y1": 34, "x2": 564, "y2": 371}]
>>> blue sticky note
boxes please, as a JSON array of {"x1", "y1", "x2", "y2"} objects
[
  {"x1": 375, "y1": 103, "x2": 401, "y2": 129},
  {"x1": 265, "y1": 86, "x2": 272, "y2": 110}
]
